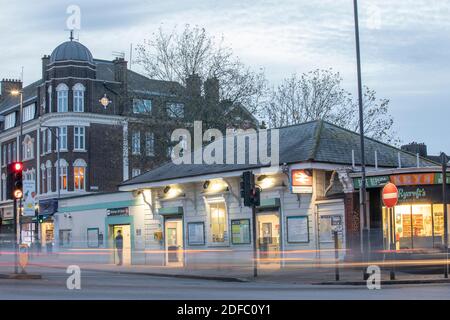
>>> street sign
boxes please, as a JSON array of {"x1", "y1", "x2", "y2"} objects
[{"x1": 382, "y1": 183, "x2": 399, "y2": 208}]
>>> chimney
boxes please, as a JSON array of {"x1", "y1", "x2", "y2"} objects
[
  {"x1": 204, "y1": 77, "x2": 219, "y2": 103},
  {"x1": 401, "y1": 142, "x2": 427, "y2": 157},
  {"x1": 42, "y1": 55, "x2": 50, "y2": 80},
  {"x1": 1, "y1": 78, "x2": 22, "y2": 101},
  {"x1": 113, "y1": 57, "x2": 128, "y2": 85},
  {"x1": 185, "y1": 74, "x2": 202, "y2": 98}
]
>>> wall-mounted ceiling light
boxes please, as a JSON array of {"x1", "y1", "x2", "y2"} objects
[
  {"x1": 257, "y1": 175, "x2": 267, "y2": 182},
  {"x1": 258, "y1": 175, "x2": 276, "y2": 189}
]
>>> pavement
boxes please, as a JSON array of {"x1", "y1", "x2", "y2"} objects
[{"x1": 1, "y1": 250, "x2": 450, "y2": 285}]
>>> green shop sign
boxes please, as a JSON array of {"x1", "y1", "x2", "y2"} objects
[{"x1": 353, "y1": 175, "x2": 390, "y2": 189}]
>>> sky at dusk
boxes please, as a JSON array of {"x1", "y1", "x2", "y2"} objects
[{"x1": 1, "y1": 0, "x2": 449, "y2": 155}]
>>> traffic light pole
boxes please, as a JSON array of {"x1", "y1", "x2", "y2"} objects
[
  {"x1": 13, "y1": 198, "x2": 18, "y2": 274},
  {"x1": 252, "y1": 203, "x2": 258, "y2": 278}
]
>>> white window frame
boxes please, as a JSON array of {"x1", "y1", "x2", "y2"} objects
[
  {"x1": 167, "y1": 102, "x2": 185, "y2": 118},
  {"x1": 72, "y1": 83, "x2": 85, "y2": 112},
  {"x1": 132, "y1": 168, "x2": 141, "y2": 178},
  {"x1": 73, "y1": 159, "x2": 87, "y2": 192},
  {"x1": 207, "y1": 199, "x2": 229, "y2": 245},
  {"x1": 74, "y1": 126, "x2": 85, "y2": 151},
  {"x1": 59, "y1": 126, "x2": 68, "y2": 151},
  {"x1": 46, "y1": 161, "x2": 52, "y2": 193},
  {"x1": 4, "y1": 113, "x2": 16, "y2": 130},
  {"x1": 41, "y1": 165, "x2": 46, "y2": 194},
  {"x1": 47, "y1": 85, "x2": 52, "y2": 113},
  {"x1": 132, "y1": 131, "x2": 141, "y2": 155},
  {"x1": 56, "y1": 83, "x2": 69, "y2": 112},
  {"x1": 22, "y1": 135, "x2": 34, "y2": 161},
  {"x1": 22, "y1": 104, "x2": 35, "y2": 122},
  {"x1": 132, "y1": 99, "x2": 152, "y2": 114},
  {"x1": 1, "y1": 174, "x2": 6, "y2": 201},
  {"x1": 145, "y1": 132, "x2": 154, "y2": 156},
  {"x1": 57, "y1": 159, "x2": 69, "y2": 192}
]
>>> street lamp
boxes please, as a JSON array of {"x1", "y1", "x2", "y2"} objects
[{"x1": 353, "y1": 0, "x2": 370, "y2": 278}]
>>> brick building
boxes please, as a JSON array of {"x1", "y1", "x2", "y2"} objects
[{"x1": 0, "y1": 36, "x2": 256, "y2": 246}]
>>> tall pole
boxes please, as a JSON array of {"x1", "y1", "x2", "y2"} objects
[
  {"x1": 441, "y1": 152, "x2": 448, "y2": 278},
  {"x1": 19, "y1": 91, "x2": 23, "y2": 245},
  {"x1": 252, "y1": 204, "x2": 258, "y2": 277},
  {"x1": 353, "y1": 0, "x2": 369, "y2": 277},
  {"x1": 57, "y1": 127, "x2": 60, "y2": 199}
]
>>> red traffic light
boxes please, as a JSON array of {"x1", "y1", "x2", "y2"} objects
[{"x1": 13, "y1": 162, "x2": 23, "y2": 172}]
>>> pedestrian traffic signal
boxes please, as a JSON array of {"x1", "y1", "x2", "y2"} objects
[
  {"x1": 7, "y1": 162, "x2": 23, "y2": 200},
  {"x1": 240, "y1": 171, "x2": 260, "y2": 207}
]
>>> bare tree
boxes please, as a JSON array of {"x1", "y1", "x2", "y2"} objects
[
  {"x1": 261, "y1": 69, "x2": 398, "y2": 144},
  {"x1": 135, "y1": 24, "x2": 267, "y2": 115}
]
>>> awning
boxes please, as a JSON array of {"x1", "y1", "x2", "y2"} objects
[{"x1": 158, "y1": 206, "x2": 183, "y2": 216}]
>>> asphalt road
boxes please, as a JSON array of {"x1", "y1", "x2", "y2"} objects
[{"x1": 0, "y1": 267, "x2": 449, "y2": 300}]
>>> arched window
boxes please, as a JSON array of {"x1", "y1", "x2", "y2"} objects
[
  {"x1": 1, "y1": 173, "x2": 6, "y2": 201},
  {"x1": 56, "y1": 159, "x2": 69, "y2": 191},
  {"x1": 73, "y1": 159, "x2": 87, "y2": 191},
  {"x1": 46, "y1": 160, "x2": 52, "y2": 193},
  {"x1": 56, "y1": 83, "x2": 68, "y2": 112},
  {"x1": 72, "y1": 83, "x2": 85, "y2": 112},
  {"x1": 22, "y1": 135, "x2": 34, "y2": 160},
  {"x1": 41, "y1": 164, "x2": 46, "y2": 194},
  {"x1": 47, "y1": 85, "x2": 52, "y2": 113}
]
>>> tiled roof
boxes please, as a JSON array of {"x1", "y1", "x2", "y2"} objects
[
  {"x1": 0, "y1": 79, "x2": 43, "y2": 114},
  {"x1": 121, "y1": 120, "x2": 438, "y2": 186}
]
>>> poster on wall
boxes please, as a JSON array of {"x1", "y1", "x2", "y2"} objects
[
  {"x1": 87, "y1": 228, "x2": 99, "y2": 248},
  {"x1": 188, "y1": 222, "x2": 205, "y2": 245},
  {"x1": 231, "y1": 219, "x2": 250, "y2": 244},
  {"x1": 319, "y1": 215, "x2": 343, "y2": 243},
  {"x1": 287, "y1": 216, "x2": 309, "y2": 243},
  {"x1": 23, "y1": 180, "x2": 36, "y2": 217}
]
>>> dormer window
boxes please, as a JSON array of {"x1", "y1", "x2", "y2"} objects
[
  {"x1": 4, "y1": 113, "x2": 16, "y2": 130},
  {"x1": 23, "y1": 104, "x2": 35, "y2": 122},
  {"x1": 133, "y1": 99, "x2": 152, "y2": 114},
  {"x1": 167, "y1": 102, "x2": 185, "y2": 118},
  {"x1": 56, "y1": 83, "x2": 69, "y2": 112},
  {"x1": 73, "y1": 83, "x2": 85, "y2": 112}
]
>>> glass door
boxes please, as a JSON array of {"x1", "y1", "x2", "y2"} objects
[{"x1": 165, "y1": 219, "x2": 183, "y2": 266}]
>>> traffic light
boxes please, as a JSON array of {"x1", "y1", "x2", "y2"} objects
[
  {"x1": 38, "y1": 215, "x2": 44, "y2": 224},
  {"x1": 7, "y1": 162, "x2": 23, "y2": 200},
  {"x1": 240, "y1": 171, "x2": 260, "y2": 207},
  {"x1": 240, "y1": 171, "x2": 254, "y2": 207}
]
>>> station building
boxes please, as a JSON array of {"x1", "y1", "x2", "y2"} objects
[{"x1": 51, "y1": 120, "x2": 436, "y2": 266}]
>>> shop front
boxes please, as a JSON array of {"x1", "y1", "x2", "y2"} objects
[
  {"x1": 382, "y1": 185, "x2": 446, "y2": 250},
  {"x1": 353, "y1": 170, "x2": 450, "y2": 252}
]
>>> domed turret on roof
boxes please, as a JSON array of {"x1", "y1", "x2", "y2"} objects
[{"x1": 50, "y1": 40, "x2": 93, "y2": 64}]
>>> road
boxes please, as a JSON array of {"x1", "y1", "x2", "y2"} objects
[{"x1": 0, "y1": 267, "x2": 449, "y2": 300}]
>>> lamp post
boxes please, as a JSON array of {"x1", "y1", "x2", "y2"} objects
[
  {"x1": 441, "y1": 152, "x2": 449, "y2": 278},
  {"x1": 353, "y1": 0, "x2": 370, "y2": 278}
]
